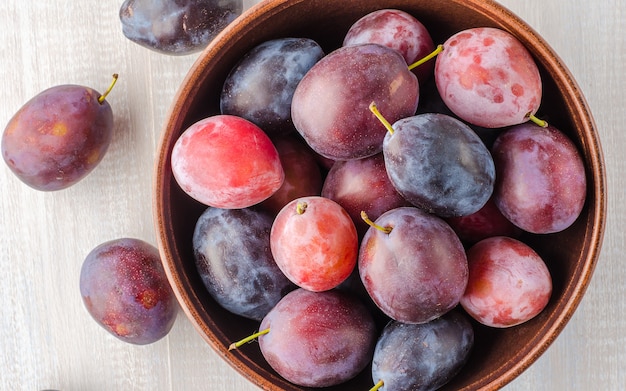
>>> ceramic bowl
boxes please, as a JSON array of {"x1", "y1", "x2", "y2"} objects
[{"x1": 154, "y1": 0, "x2": 606, "y2": 389}]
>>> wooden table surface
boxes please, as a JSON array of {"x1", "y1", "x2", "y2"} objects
[{"x1": 1, "y1": 0, "x2": 623, "y2": 390}]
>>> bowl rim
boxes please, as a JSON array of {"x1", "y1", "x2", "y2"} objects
[{"x1": 153, "y1": 0, "x2": 607, "y2": 389}]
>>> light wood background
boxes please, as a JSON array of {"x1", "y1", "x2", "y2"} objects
[{"x1": 1, "y1": 0, "x2": 623, "y2": 390}]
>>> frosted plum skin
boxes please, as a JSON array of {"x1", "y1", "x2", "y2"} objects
[
  {"x1": 259, "y1": 289, "x2": 377, "y2": 387},
  {"x1": 372, "y1": 311, "x2": 474, "y2": 391},
  {"x1": 383, "y1": 113, "x2": 495, "y2": 218},
  {"x1": 491, "y1": 123, "x2": 587, "y2": 234},
  {"x1": 435, "y1": 27, "x2": 542, "y2": 128},
  {"x1": 461, "y1": 236, "x2": 552, "y2": 328},
  {"x1": 220, "y1": 38, "x2": 324, "y2": 137},
  {"x1": 291, "y1": 44, "x2": 419, "y2": 160},
  {"x1": 119, "y1": 0, "x2": 243, "y2": 55},
  {"x1": 343, "y1": 8, "x2": 435, "y2": 83},
  {"x1": 446, "y1": 196, "x2": 522, "y2": 245},
  {"x1": 79, "y1": 238, "x2": 178, "y2": 345},
  {"x1": 359, "y1": 207, "x2": 468, "y2": 324},
  {"x1": 171, "y1": 115, "x2": 284, "y2": 209},
  {"x1": 193, "y1": 207, "x2": 295, "y2": 321},
  {"x1": 2, "y1": 84, "x2": 113, "y2": 191}
]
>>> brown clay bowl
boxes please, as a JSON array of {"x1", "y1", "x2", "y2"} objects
[{"x1": 153, "y1": 0, "x2": 606, "y2": 389}]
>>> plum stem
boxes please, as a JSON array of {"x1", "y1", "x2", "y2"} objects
[
  {"x1": 528, "y1": 114, "x2": 548, "y2": 128},
  {"x1": 98, "y1": 74, "x2": 119, "y2": 104},
  {"x1": 361, "y1": 211, "x2": 392, "y2": 234},
  {"x1": 369, "y1": 102, "x2": 394, "y2": 136},
  {"x1": 228, "y1": 328, "x2": 270, "y2": 351},
  {"x1": 408, "y1": 44, "x2": 444, "y2": 71},
  {"x1": 369, "y1": 379, "x2": 384, "y2": 391},
  {"x1": 296, "y1": 201, "x2": 308, "y2": 215}
]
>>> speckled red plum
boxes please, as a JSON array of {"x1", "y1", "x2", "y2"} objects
[
  {"x1": 79, "y1": 238, "x2": 178, "y2": 345},
  {"x1": 435, "y1": 27, "x2": 542, "y2": 128},
  {"x1": 258, "y1": 289, "x2": 377, "y2": 387}
]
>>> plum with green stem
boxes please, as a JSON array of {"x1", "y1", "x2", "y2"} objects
[
  {"x1": 229, "y1": 288, "x2": 377, "y2": 388},
  {"x1": 2, "y1": 75, "x2": 118, "y2": 191}
]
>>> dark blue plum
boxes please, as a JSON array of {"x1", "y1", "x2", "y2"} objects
[
  {"x1": 372, "y1": 311, "x2": 474, "y2": 391},
  {"x1": 193, "y1": 207, "x2": 295, "y2": 321},
  {"x1": 120, "y1": 0, "x2": 243, "y2": 55},
  {"x1": 383, "y1": 113, "x2": 495, "y2": 218},
  {"x1": 220, "y1": 37, "x2": 325, "y2": 137}
]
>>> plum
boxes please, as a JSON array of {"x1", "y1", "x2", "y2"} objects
[
  {"x1": 371, "y1": 311, "x2": 474, "y2": 391},
  {"x1": 2, "y1": 76, "x2": 117, "y2": 191},
  {"x1": 291, "y1": 43, "x2": 418, "y2": 160},
  {"x1": 380, "y1": 112, "x2": 495, "y2": 218},
  {"x1": 359, "y1": 207, "x2": 468, "y2": 324},
  {"x1": 343, "y1": 8, "x2": 435, "y2": 83},
  {"x1": 119, "y1": 0, "x2": 242, "y2": 55},
  {"x1": 170, "y1": 114, "x2": 284, "y2": 209},
  {"x1": 435, "y1": 27, "x2": 542, "y2": 128},
  {"x1": 491, "y1": 122, "x2": 587, "y2": 234},
  {"x1": 193, "y1": 206, "x2": 295, "y2": 321},
  {"x1": 461, "y1": 236, "x2": 552, "y2": 328},
  {"x1": 79, "y1": 238, "x2": 178, "y2": 345},
  {"x1": 259, "y1": 135, "x2": 323, "y2": 215},
  {"x1": 255, "y1": 288, "x2": 377, "y2": 387},
  {"x1": 446, "y1": 196, "x2": 522, "y2": 245},
  {"x1": 321, "y1": 153, "x2": 410, "y2": 237}
]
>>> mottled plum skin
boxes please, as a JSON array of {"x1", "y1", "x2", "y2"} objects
[
  {"x1": 259, "y1": 136, "x2": 323, "y2": 215},
  {"x1": 291, "y1": 44, "x2": 419, "y2": 160},
  {"x1": 193, "y1": 207, "x2": 295, "y2": 321},
  {"x1": 359, "y1": 207, "x2": 468, "y2": 324},
  {"x1": 321, "y1": 153, "x2": 410, "y2": 237},
  {"x1": 221, "y1": 38, "x2": 324, "y2": 137},
  {"x1": 79, "y1": 238, "x2": 178, "y2": 345},
  {"x1": 492, "y1": 123, "x2": 587, "y2": 234},
  {"x1": 120, "y1": 0, "x2": 242, "y2": 55},
  {"x1": 270, "y1": 196, "x2": 358, "y2": 292},
  {"x1": 435, "y1": 27, "x2": 542, "y2": 128},
  {"x1": 461, "y1": 236, "x2": 552, "y2": 328},
  {"x1": 343, "y1": 8, "x2": 435, "y2": 83},
  {"x1": 171, "y1": 115, "x2": 284, "y2": 209},
  {"x1": 2, "y1": 84, "x2": 113, "y2": 191},
  {"x1": 446, "y1": 196, "x2": 522, "y2": 245},
  {"x1": 383, "y1": 113, "x2": 495, "y2": 218},
  {"x1": 259, "y1": 289, "x2": 377, "y2": 387},
  {"x1": 372, "y1": 311, "x2": 474, "y2": 391}
]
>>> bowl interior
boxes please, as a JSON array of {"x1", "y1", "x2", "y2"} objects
[{"x1": 154, "y1": 0, "x2": 606, "y2": 390}]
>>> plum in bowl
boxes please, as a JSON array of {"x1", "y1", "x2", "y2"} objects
[{"x1": 153, "y1": 0, "x2": 606, "y2": 389}]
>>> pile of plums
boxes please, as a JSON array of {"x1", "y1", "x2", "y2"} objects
[{"x1": 169, "y1": 8, "x2": 587, "y2": 390}]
